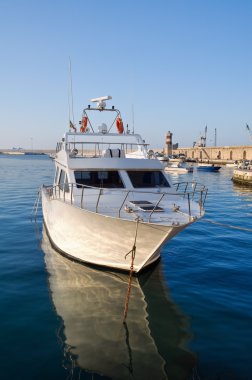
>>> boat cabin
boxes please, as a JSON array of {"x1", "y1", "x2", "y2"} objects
[{"x1": 54, "y1": 132, "x2": 172, "y2": 193}]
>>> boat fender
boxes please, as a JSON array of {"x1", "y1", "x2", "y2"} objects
[
  {"x1": 116, "y1": 117, "x2": 124, "y2": 134},
  {"x1": 80, "y1": 116, "x2": 88, "y2": 132}
]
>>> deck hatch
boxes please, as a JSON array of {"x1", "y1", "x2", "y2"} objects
[
  {"x1": 138, "y1": 205, "x2": 164, "y2": 212},
  {"x1": 129, "y1": 200, "x2": 164, "y2": 212},
  {"x1": 129, "y1": 200, "x2": 153, "y2": 206}
]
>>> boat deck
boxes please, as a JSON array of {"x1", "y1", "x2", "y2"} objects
[{"x1": 43, "y1": 182, "x2": 206, "y2": 226}]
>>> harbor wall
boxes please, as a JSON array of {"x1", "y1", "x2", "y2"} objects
[{"x1": 173, "y1": 145, "x2": 252, "y2": 161}]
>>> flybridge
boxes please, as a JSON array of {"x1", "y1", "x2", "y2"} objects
[
  {"x1": 56, "y1": 132, "x2": 149, "y2": 158},
  {"x1": 64, "y1": 132, "x2": 147, "y2": 145},
  {"x1": 59, "y1": 95, "x2": 151, "y2": 157}
]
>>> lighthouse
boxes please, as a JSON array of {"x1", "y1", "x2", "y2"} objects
[{"x1": 166, "y1": 131, "x2": 173, "y2": 156}]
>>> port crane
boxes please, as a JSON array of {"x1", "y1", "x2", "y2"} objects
[
  {"x1": 193, "y1": 125, "x2": 211, "y2": 159},
  {"x1": 193, "y1": 125, "x2": 207, "y2": 147}
]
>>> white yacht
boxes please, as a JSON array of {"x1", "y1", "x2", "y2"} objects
[{"x1": 41, "y1": 96, "x2": 207, "y2": 273}]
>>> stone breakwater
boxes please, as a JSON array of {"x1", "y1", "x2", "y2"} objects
[
  {"x1": 0, "y1": 149, "x2": 54, "y2": 155},
  {"x1": 232, "y1": 168, "x2": 252, "y2": 186}
]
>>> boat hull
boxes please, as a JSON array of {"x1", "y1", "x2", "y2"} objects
[
  {"x1": 165, "y1": 166, "x2": 193, "y2": 173},
  {"x1": 42, "y1": 190, "x2": 187, "y2": 273}
]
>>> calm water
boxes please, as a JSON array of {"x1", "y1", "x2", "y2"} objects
[{"x1": 1, "y1": 155, "x2": 252, "y2": 380}]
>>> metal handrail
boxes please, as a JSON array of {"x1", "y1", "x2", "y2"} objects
[
  {"x1": 56, "y1": 140, "x2": 149, "y2": 156},
  {"x1": 70, "y1": 181, "x2": 206, "y2": 195},
  {"x1": 44, "y1": 181, "x2": 207, "y2": 223},
  {"x1": 148, "y1": 193, "x2": 165, "y2": 222},
  {"x1": 47, "y1": 182, "x2": 207, "y2": 202},
  {"x1": 118, "y1": 190, "x2": 130, "y2": 217},
  {"x1": 187, "y1": 193, "x2": 191, "y2": 216},
  {"x1": 81, "y1": 186, "x2": 84, "y2": 208},
  {"x1": 96, "y1": 189, "x2": 102, "y2": 212}
]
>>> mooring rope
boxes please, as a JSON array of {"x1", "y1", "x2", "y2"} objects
[
  {"x1": 122, "y1": 321, "x2": 133, "y2": 374},
  {"x1": 202, "y1": 218, "x2": 252, "y2": 233},
  {"x1": 31, "y1": 188, "x2": 41, "y2": 221},
  {"x1": 123, "y1": 217, "x2": 140, "y2": 323}
]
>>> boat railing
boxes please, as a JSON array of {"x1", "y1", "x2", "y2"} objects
[
  {"x1": 56, "y1": 140, "x2": 149, "y2": 157},
  {"x1": 173, "y1": 181, "x2": 208, "y2": 200},
  {"x1": 44, "y1": 181, "x2": 207, "y2": 224}
]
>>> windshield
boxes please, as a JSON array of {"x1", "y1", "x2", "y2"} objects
[
  {"x1": 127, "y1": 171, "x2": 170, "y2": 188},
  {"x1": 74, "y1": 170, "x2": 124, "y2": 188}
]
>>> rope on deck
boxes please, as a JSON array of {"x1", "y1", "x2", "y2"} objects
[
  {"x1": 202, "y1": 218, "x2": 252, "y2": 233},
  {"x1": 123, "y1": 217, "x2": 140, "y2": 323}
]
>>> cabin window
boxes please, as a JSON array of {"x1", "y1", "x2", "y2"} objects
[
  {"x1": 59, "y1": 170, "x2": 65, "y2": 190},
  {"x1": 127, "y1": 171, "x2": 170, "y2": 188},
  {"x1": 64, "y1": 174, "x2": 69, "y2": 192},
  {"x1": 74, "y1": 171, "x2": 124, "y2": 188},
  {"x1": 58, "y1": 169, "x2": 69, "y2": 192}
]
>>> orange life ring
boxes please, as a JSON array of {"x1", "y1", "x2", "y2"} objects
[
  {"x1": 116, "y1": 117, "x2": 124, "y2": 134},
  {"x1": 80, "y1": 116, "x2": 88, "y2": 132}
]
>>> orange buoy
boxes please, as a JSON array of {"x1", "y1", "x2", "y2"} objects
[
  {"x1": 116, "y1": 117, "x2": 124, "y2": 134},
  {"x1": 80, "y1": 116, "x2": 88, "y2": 132}
]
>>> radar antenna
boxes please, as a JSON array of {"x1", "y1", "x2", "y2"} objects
[{"x1": 90, "y1": 96, "x2": 112, "y2": 110}]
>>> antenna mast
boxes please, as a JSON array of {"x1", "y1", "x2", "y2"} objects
[
  {"x1": 68, "y1": 57, "x2": 75, "y2": 125},
  {"x1": 132, "y1": 104, "x2": 135, "y2": 134}
]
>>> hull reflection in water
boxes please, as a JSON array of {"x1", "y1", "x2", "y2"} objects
[{"x1": 42, "y1": 228, "x2": 196, "y2": 380}]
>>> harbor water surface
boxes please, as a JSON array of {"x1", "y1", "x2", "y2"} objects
[{"x1": 1, "y1": 155, "x2": 252, "y2": 380}]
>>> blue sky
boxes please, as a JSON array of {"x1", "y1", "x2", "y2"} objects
[{"x1": 1, "y1": 0, "x2": 252, "y2": 149}]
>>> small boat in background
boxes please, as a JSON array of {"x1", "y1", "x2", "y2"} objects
[
  {"x1": 197, "y1": 163, "x2": 221, "y2": 172},
  {"x1": 165, "y1": 163, "x2": 193, "y2": 174}
]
